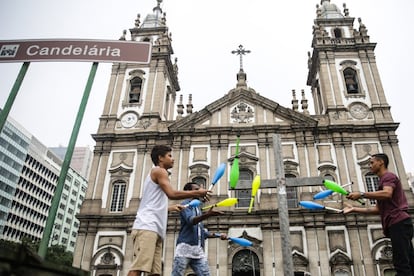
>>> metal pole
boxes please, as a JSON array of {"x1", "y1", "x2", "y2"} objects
[
  {"x1": 38, "y1": 62, "x2": 98, "y2": 258},
  {"x1": 272, "y1": 134, "x2": 294, "y2": 275},
  {"x1": 0, "y1": 62, "x2": 30, "y2": 132}
]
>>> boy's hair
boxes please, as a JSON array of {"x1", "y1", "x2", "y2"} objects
[
  {"x1": 183, "y1": 182, "x2": 199, "y2": 191},
  {"x1": 151, "y1": 145, "x2": 172, "y2": 165},
  {"x1": 372, "y1": 153, "x2": 389, "y2": 168}
]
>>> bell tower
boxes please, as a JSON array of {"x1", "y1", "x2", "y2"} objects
[
  {"x1": 307, "y1": 0, "x2": 393, "y2": 124},
  {"x1": 73, "y1": 1, "x2": 180, "y2": 273},
  {"x1": 97, "y1": 0, "x2": 179, "y2": 134}
]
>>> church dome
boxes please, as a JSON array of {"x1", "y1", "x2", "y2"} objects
[
  {"x1": 140, "y1": 1, "x2": 164, "y2": 28},
  {"x1": 140, "y1": 13, "x2": 163, "y2": 28},
  {"x1": 319, "y1": 0, "x2": 343, "y2": 19}
]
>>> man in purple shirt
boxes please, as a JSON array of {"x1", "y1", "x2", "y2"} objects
[{"x1": 344, "y1": 153, "x2": 414, "y2": 275}]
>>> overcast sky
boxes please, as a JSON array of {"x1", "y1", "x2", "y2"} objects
[{"x1": 1, "y1": 0, "x2": 413, "y2": 175}]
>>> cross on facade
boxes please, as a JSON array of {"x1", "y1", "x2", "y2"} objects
[
  {"x1": 235, "y1": 134, "x2": 324, "y2": 275},
  {"x1": 231, "y1": 44, "x2": 251, "y2": 70}
]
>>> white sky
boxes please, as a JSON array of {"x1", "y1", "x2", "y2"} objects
[{"x1": 1, "y1": 0, "x2": 413, "y2": 175}]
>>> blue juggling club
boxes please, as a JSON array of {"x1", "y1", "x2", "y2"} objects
[
  {"x1": 208, "y1": 162, "x2": 227, "y2": 191},
  {"x1": 184, "y1": 199, "x2": 201, "y2": 208},
  {"x1": 313, "y1": 189, "x2": 334, "y2": 200},
  {"x1": 299, "y1": 201, "x2": 342, "y2": 213},
  {"x1": 214, "y1": 233, "x2": 253, "y2": 246}
]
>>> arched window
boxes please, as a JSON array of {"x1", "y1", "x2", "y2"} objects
[
  {"x1": 110, "y1": 181, "x2": 126, "y2": 212},
  {"x1": 384, "y1": 268, "x2": 396, "y2": 275},
  {"x1": 324, "y1": 174, "x2": 335, "y2": 181},
  {"x1": 236, "y1": 169, "x2": 253, "y2": 208},
  {"x1": 334, "y1": 269, "x2": 350, "y2": 276},
  {"x1": 232, "y1": 249, "x2": 260, "y2": 275},
  {"x1": 129, "y1": 77, "x2": 142, "y2": 103},
  {"x1": 188, "y1": 163, "x2": 209, "y2": 189},
  {"x1": 343, "y1": 68, "x2": 359, "y2": 94},
  {"x1": 334, "y1": 28, "x2": 342, "y2": 38}
]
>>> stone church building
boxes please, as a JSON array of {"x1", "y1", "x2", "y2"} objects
[{"x1": 73, "y1": 0, "x2": 412, "y2": 275}]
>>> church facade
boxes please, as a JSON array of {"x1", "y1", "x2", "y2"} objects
[{"x1": 73, "y1": 1, "x2": 412, "y2": 275}]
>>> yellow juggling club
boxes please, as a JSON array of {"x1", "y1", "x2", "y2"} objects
[
  {"x1": 202, "y1": 197, "x2": 238, "y2": 210},
  {"x1": 248, "y1": 175, "x2": 261, "y2": 213}
]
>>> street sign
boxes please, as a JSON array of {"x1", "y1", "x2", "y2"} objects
[{"x1": 0, "y1": 39, "x2": 152, "y2": 63}]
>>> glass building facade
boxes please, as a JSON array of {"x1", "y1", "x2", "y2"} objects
[
  {"x1": 0, "y1": 116, "x2": 88, "y2": 253},
  {"x1": 0, "y1": 119, "x2": 30, "y2": 235}
]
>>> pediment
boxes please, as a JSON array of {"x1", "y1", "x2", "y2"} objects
[
  {"x1": 109, "y1": 166, "x2": 133, "y2": 175},
  {"x1": 228, "y1": 151, "x2": 259, "y2": 162},
  {"x1": 292, "y1": 250, "x2": 309, "y2": 266},
  {"x1": 169, "y1": 88, "x2": 317, "y2": 131},
  {"x1": 240, "y1": 230, "x2": 261, "y2": 244}
]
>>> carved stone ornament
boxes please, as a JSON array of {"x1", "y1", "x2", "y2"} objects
[
  {"x1": 138, "y1": 118, "x2": 151, "y2": 129},
  {"x1": 381, "y1": 245, "x2": 393, "y2": 260},
  {"x1": 232, "y1": 249, "x2": 260, "y2": 274},
  {"x1": 231, "y1": 102, "x2": 255, "y2": 123},
  {"x1": 100, "y1": 252, "x2": 115, "y2": 265}
]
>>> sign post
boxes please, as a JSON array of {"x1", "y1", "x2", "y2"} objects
[
  {"x1": 0, "y1": 62, "x2": 30, "y2": 132},
  {"x1": 0, "y1": 39, "x2": 152, "y2": 259},
  {"x1": 236, "y1": 134, "x2": 324, "y2": 275},
  {"x1": 0, "y1": 39, "x2": 151, "y2": 63},
  {"x1": 37, "y1": 62, "x2": 99, "y2": 258},
  {"x1": 273, "y1": 134, "x2": 294, "y2": 275}
]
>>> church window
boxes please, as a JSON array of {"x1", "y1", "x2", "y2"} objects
[
  {"x1": 333, "y1": 269, "x2": 350, "y2": 276},
  {"x1": 192, "y1": 176, "x2": 206, "y2": 188},
  {"x1": 365, "y1": 173, "x2": 379, "y2": 205},
  {"x1": 286, "y1": 174, "x2": 298, "y2": 209},
  {"x1": 324, "y1": 174, "x2": 335, "y2": 181},
  {"x1": 384, "y1": 269, "x2": 396, "y2": 275},
  {"x1": 232, "y1": 249, "x2": 260, "y2": 275},
  {"x1": 124, "y1": 69, "x2": 146, "y2": 107},
  {"x1": 129, "y1": 77, "x2": 142, "y2": 103},
  {"x1": 343, "y1": 68, "x2": 359, "y2": 94},
  {"x1": 236, "y1": 169, "x2": 252, "y2": 208},
  {"x1": 334, "y1": 28, "x2": 342, "y2": 38},
  {"x1": 110, "y1": 181, "x2": 126, "y2": 212},
  {"x1": 188, "y1": 163, "x2": 209, "y2": 189}
]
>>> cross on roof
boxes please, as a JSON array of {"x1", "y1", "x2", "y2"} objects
[{"x1": 231, "y1": 45, "x2": 251, "y2": 70}]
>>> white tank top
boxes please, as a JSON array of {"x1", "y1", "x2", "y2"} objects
[{"x1": 133, "y1": 169, "x2": 168, "y2": 239}]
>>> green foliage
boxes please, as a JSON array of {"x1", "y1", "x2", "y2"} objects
[
  {"x1": 46, "y1": 244, "x2": 73, "y2": 266},
  {"x1": 4, "y1": 238, "x2": 73, "y2": 266},
  {"x1": 20, "y1": 236, "x2": 39, "y2": 252}
]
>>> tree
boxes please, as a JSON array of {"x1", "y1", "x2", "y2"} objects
[
  {"x1": 19, "y1": 237, "x2": 73, "y2": 266},
  {"x1": 46, "y1": 244, "x2": 73, "y2": 266}
]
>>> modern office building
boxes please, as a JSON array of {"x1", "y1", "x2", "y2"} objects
[
  {"x1": 0, "y1": 116, "x2": 88, "y2": 253},
  {"x1": 73, "y1": 1, "x2": 412, "y2": 275},
  {"x1": 49, "y1": 146, "x2": 93, "y2": 180},
  {"x1": 0, "y1": 117, "x2": 31, "y2": 236}
]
